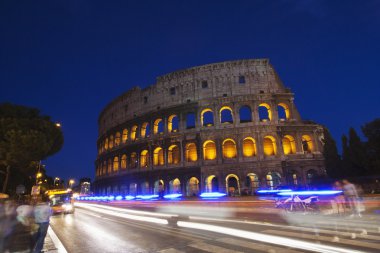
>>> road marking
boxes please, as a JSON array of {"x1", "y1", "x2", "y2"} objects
[
  {"x1": 189, "y1": 242, "x2": 245, "y2": 253},
  {"x1": 263, "y1": 229, "x2": 379, "y2": 250},
  {"x1": 216, "y1": 237, "x2": 304, "y2": 253},
  {"x1": 48, "y1": 226, "x2": 68, "y2": 253}
]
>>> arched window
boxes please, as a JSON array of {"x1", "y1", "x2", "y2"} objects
[
  {"x1": 104, "y1": 138, "x2": 109, "y2": 150},
  {"x1": 130, "y1": 152, "x2": 137, "y2": 168},
  {"x1": 109, "y1": 135, "x2": 114, "y2": 149},
  {"x1": 140, "y1": 150, "x2": 149, "y2": 168},
  {"x1": 187, "y1": 177, "x2": 199, "y2": 196},
  {"x1": 239, "y1": 105, "x2": 252, "y2": 123},
  {"x1": 205, "y1": 175, "x2": 218, "y2": 192},
  {"x1": 258, "y1": 103, "x2": 272, "y2": 122},
  {"x1": 107, "y1": 159, "x2": 112, "y2": 173},
  {"x1": 113, "y1": 157, "x2": 119, "y2": 172},
  {"x1": 168, "y1": 115, "x2": 179, "y2": 132},
  {"x1": 168, "y1": 145, "x2": 180, "y2": 164},
  {"x1": 282, "y1": 135, "x2": 296, "y2": 155},
  {"x1": 186, "y1": 112, "x2": 196, "y2": 129},
  {"x1": 203, "y1": 140, "x2": 216, "y2": 160},
  {"x1": 154, "y1": 119, "x2": 164, "y2": 134},
  {"x1": 186, "y1": 143, "x2": 198, "y2": 162},
  {"x1": 122, "y1": 129, "x2": 128, "y2": 143},
  {"x1": 220, "y1": 106, "x2": 233, "y2": 124},
  {"x1": 169, "y1": 178, "x2": 181, "y2": 194},
  {"x1": 153, "y1": 147, "x2": 164, "y2": 166},
  {"x1": 243, "y1": 137, "x2": 256, "y2": 157},
  {"x1": 302, "y1": 135, "x2": 314, "y2": 153},
  {"x1": 246, "y1": 173, "x2": 259, "y2": 193},
  {"x1": 102, "y1": 161, "x2": 107, "y2": 175},
  {"x1": 141, "y1": 122, "x2": 150, "y2": 138},
  {"x1": 278, "y1": 103, "x2": 290, "y2": 121},
  {"x1": 307, "y1": 169, "x2": 318, "y2": 185},
  {"x1": 222, "y1": 139, "x2": 237, "y2": 158},
  {"x1": 201, "y1": 109, "x2": 214, "y2": 127},
  {"x1": 266, "y1": 172, "x2": 281, "y2": 189},
  {"x1": 131, "y1": 125, "x2": 137, "y2": 141},
  {"x1": 121, "y1": 154, "x2": 127, "y2": 169},
  {"x1": 263, "y1": 136, "x2": 277, "y2": 156},
  {"x1": 115, "y1": 132, "x2": 121, "y2": 146}
]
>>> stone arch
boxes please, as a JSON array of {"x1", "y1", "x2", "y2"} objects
[
  {"x1": 222, "y1": 138, "x2": 237, "y2": 158},
  {"x1": 107, "y1": 158, "x2": 112, "y2": 173},
  {"x1": 263, "y1": 135, "x2": 277, "y2": 156},
  {"x1": 122, "y1": 129, "x2": 128, "y2": 143},
  {"x1": 141, "y1": 122, "x2": 150, "y2": 138},
  {"x1": 205, "y1": 175, "x2": 218, "y2": 192},
  {"x1": 282, "y1": 135, "x2": 296, "y2": 155},
  {"x1": 154, "y1": 179, "x2": 165, "y2": 195},
  {"x1": 140, "y1": 181, "x2": 150, "y2": 195},
  {"x1": 266, "y1": 172, "x2": 281, "y2": 189},
  {"x1": 168, "y1": 144, "x2": 180, "y2": 164},
  {"x1": 131, "y1": 125, "x2": 138, "y2": 141},
  {"x1": 242, "y1": 137, "x2": 257, "y2": 157},
  {"x1": 168, "y1": 114, "x2": 179, "y2": 132},
  {"x1": 140, "y1": 149, "x2": 149, "y2": 168},
  {"x1": 129, "y1": 183, "x2": 137, "y2": 196},
  {"x1": 306, "y1": 169, "x2": 318, "y2": 185},
  {"x1": 104, "y1": 137, "x2": 109, "y2": 150},
  {"x1": 186, "y1": 177, "x2": 199, "y2": 196},
  {"x1": 302, "y1": 135, "x2": 314, "y2": 153},
  {"x1": 169, "y1": 178, "x2": 181, "y2": 194},
  {"x1": 201, "y1": 108, "x2": 214, "y2": 127},
  {"x1": 220, "y1": 106, "x2": 233, "y2": 124},
  {"x1": 226, "y1": 174, "x2": 240, "y2": 196},
  {"x1": 130, "y1": 152, "x2": 137, "y2": 168},
  {"x1": 109, "y1": 135, "x2": 114, "y2": 149},
  {"x1": 153, "y1": 147, "x2": 164, "y2": 166},
  {"x1": 278, "y1": 103, "x2": 290, "y2": 120},
  {"x1": 186, "y1": 143, "x2": 198, "y2": 162},
  {"x1": 258, "y1": 103, "x2": 272, "y2": 122},
  {"x1": 115, "y1": 132, "x2": 121, "y2": 146},
  {"x1": 113, "y1": 156, "x2": 119, "y2": 172},
  {"x1": 203, "y1": 140, "x2": 217, "y2": 160},
  {"x1": 121, "y1": 154, "x2": 127, "y2": 169},
  {"x1": 246, "y1": 173, "x2": 259, "y2": 194},
  {"x1": 289, "y1": 170, "x2": 300, "y2": 186},
  {"x1": 239, "y1": 105, "x2": 252, "y2": 123},
  {"x1": 154, "y1": 119, "x2": 164, "y2": 134}
]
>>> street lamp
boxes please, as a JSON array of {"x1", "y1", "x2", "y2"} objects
[
  {"x1": 54, "y1": 177, "x2": 60, "y2": 188},
  {"x1": 69, "y1": 179, "x2": 74, "y2": 189}
]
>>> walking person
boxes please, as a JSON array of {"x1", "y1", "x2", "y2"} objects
[
  {"x1": 32, "y1": 195, "x2": 52, "y2": 253},
  {"x1": 342, "y1": 179, "x2": 360, "y2": 217}
]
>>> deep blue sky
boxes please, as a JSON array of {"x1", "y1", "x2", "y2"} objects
[{"x1": 1, "y1": 0, "x2": 379, "y2": 184}]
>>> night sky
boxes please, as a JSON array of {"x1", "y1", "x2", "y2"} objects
[{"x1": 1, "y1": 1, "x2": 379, "y2": 184}]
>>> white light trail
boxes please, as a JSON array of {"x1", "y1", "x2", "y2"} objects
[{"x1": 177, "y1": 221, "x2": 365, "y2": 253}]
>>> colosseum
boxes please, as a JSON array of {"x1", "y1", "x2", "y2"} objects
[{"x1": 94, "y1": 59, "x2": 325, "y2": 196}]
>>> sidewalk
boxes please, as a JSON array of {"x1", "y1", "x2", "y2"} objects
[{"x1": 42, "y1": 231, "x2": 58, "y2": 253}]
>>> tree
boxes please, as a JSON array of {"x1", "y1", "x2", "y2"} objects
[
  {"x1": 341, "y1": 128, "x2": 368, "y2": 178},
  {"x1": 362, "y1": 118, "x2": 380, "y2": 176},
  {"x1": 0, "y1": 103, "x2": 63, "y2": 193},
  {"x1": 322, "y1": 127, "x2": 342, "y2": 179}
]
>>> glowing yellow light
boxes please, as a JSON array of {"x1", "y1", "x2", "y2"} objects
[
  {"x1": 259, "y1": 103, "x2": 272, "y2": 121},
  {"x1": 243, "y1": 137, "x2": 256, "y2": 157},
  {"x1": 263, "y1": 136, "x2": 277, "y2": 156},
  {"x1": 203, "y1": 140, "x2": 216, "y2": 160},
  {"x1": 186, "y1": 143, "x2": 197, "y2": 162},
  {"x1": 153, "y1": 147, "x2": 164, "y2": 166},
  {"x1": 278, "y1": 103, "x2": 290, "y2": 119},
  {"x1": 222, "y1": 139, "x2": 237, "y2": 158}
]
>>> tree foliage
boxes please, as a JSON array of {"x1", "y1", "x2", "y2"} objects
[
  {"x1": 362, "y1": 118, "x2": 380, "y2": 176},
  {"x1": 322, "y1": 127, "x2": 341, "y2": 179},
  {"x1": 0, "y1": 103, "x2": 64, "y2": 193}
]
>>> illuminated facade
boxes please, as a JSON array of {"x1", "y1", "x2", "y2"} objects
[{"x1": 94, "y1": 59, "x2": 325, "y2": 196}]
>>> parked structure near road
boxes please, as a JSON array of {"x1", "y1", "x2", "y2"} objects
[{"x1": 94, "y1": 59, "x2": 325, "y2": 196}]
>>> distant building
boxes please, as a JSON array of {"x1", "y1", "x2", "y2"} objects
[{"x1": 94, "y1": 59, "x2": 325, "y2": 196}]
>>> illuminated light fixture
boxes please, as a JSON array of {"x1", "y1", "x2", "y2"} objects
[
  {"x1": 125, "y1": 195, "x2": 135, "y2": 200},
  {"x1": 200, "y1": 192, "x2": 226, "y2": 198},
  {"x1": 135, "y1": 194, "x2": 159, "y2": 200},
  {"x1": 163, "y1": 193, "x2": 182, "y2": 199},
  {"x1": 278, "y1": 190, "x2": 343, "y2": 196},
  {"x1": 115, "y1": 195, "x2": 123, "y2": 201},
  {"x1": 257, "y1": 189, "x2": 292, "y2": 194}
]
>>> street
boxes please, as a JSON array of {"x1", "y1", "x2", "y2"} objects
[{"x1": 48, "y1": 201, "x2": 380, "y2": 253}]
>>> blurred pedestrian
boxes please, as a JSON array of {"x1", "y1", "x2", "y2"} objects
[
  {"x1": 4, "y1": 200, "x2": 34, "y2": 253},
  {"x1": 332, "y1": 181, "x2": 346, "y2": 214},
  {"x1": 32, "y1": 195, "x2": 52, "y2": 253},
  {"x1": 342, "y1": 179, "x2": 360, "y2": 217}
]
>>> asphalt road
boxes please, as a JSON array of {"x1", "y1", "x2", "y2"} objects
[{"x1": 49, "y1": 202, "x2": 380, "y2": 253}]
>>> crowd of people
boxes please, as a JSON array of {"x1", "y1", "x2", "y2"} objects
[
  {"x1": 332, "y1": 179, "x2": 365, "y2": 217},
  {"x1": 0, "y1": 194, "x2": 52, "y2": 253}
]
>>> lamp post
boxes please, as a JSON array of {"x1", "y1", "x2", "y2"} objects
[
  {"x1": 69, "y1": 179, "x2": 74, "y2": 189},
  {"x1": 54, "y1": 177, "x2": 60, "y2": 188}
]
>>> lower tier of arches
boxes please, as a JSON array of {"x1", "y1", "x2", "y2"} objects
[{"x1": 93, "y1": 162, "x2": 325, "y2": 196}]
